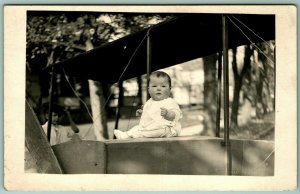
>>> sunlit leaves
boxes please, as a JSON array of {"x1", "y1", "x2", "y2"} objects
[{"x1": 26, "y1": 12, "x2": 174, "y2": 72}]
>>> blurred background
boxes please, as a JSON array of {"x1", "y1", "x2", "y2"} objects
[{"x1": 26, "y1": 11, "x2": 275, "y2": 140}]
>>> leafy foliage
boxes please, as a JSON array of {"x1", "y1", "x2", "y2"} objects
[
  {"x1": 26, "y1": 12, "x2": 175, "y2": 72},
  {"x1": 26, "y1": 11, "x2": 175, "y2": 122}
]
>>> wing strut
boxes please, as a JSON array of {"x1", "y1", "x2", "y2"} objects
[
  {"x1": 222, "y1": 14, "x2": 232, "y2": 176},
  {"x1": 47, "y1": 66, "x2": 56, "y2": 142}
]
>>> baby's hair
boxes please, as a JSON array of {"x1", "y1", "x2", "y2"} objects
[
  {"x1": 43, "y1": 103, "x2": 64, "y2": 116},
  {"x1": 148, "y1": 71, "x2": 172, "y2": 87}
]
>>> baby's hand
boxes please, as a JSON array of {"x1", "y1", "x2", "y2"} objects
[
  {"x1": 160, "y1": 107, "x2": 168, "y2": 118},
  {"x1": 136, "y1": 105, "x2": 143, "y2": 117}
]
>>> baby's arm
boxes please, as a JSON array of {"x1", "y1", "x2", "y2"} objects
[
  {"x1": 160, "y1": 108, "x2": 176, "y2": 121},
  {"x1": 136, "y1": 105, "x2": 143, "y2": 117}
]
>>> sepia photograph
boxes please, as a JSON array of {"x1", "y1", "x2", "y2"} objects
[{"x1": 4, "y1": 5, "x2": 297, "y2": 191}]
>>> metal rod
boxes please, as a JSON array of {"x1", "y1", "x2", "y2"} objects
[
  {"x1": 47, "y1": 66, "x2": 56, "y2": 142},
  {"x1": 222, "y1": 15, "x2": 232, "y2": 175},
  {"x1": 146, "y1": 32, "x2": 152, "y2": 100},
  {"x1": 216, "y1": 52, "x2": 222, "y2": 137}
]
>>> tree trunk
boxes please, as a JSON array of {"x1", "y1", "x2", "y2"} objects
[
  {"x1": 86, "y1": 39, "x2": 108, "y2": 140},
  {"x1": 255, "y1": 43, "x2": 272, "y2": 115},
  {"x1": 230, "y1": 47, "x2": 240, "y2": 128},
  {"x1": 230, "y1": 46, "x2": 253, "y2": 128},
  {"x1": 202, "y1": 54, "x2": 218, "y2": 136},
  {"x1": 254, "y1": 62, "x2": 264, "y2": 119},
  {"x1": 114, "y1": 80, "x2": 124, "y2": 129}
]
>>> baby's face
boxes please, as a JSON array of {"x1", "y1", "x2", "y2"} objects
[
  {"x1": 51, "y1": 112, "x2": 59, "y2": 125},
  {"x1": 148, "y1": 76, "x2": 171, "y2": 101}
]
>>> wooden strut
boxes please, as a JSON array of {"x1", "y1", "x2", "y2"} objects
[
  {"x1": 216, "y1": 51, "x2": 222, "y2": 137},
  {"x1": 47, "y1": 66, "x2": 56, "y2": 142},
  {"x1": 146, "y1": 30, "x2": 152, "y2": 100},
  {"x1": 222, "y1": 15, "x2": 232, "y2": 175}
]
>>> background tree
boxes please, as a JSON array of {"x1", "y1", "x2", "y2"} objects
[
  {"x1": 26, "y1": 12, "x2": 174, "y2": 139},
  {"x1": 230, "y1": 41, "x2": 275, "y2": 133},
  {"x1": 202, "y1": 54, "x2": 218, "y2": 136},
  {"x1": 230, "y1": 45, "x2": 253, "y2": 129},
  {"x1": 253, "y1": 41, "x2": 275, "y2": 116}
]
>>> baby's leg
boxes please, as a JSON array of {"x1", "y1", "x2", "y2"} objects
[
  {"x1": 135, "y1": 126, "x2": 176, "y2": 138},
  {"x1": 122, "y1": 125, "x2": 177, "y2": 138},
  {"x1": 126, "y1": 125, "x2": 143, "y2": 138},
  {"x1": 114, "y1": 130, "x2": 130, "y2": 139}
]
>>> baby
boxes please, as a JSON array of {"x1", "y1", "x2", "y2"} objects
[{"x1": 114, "y1": 71, "x2": 182, "y2": 139}]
